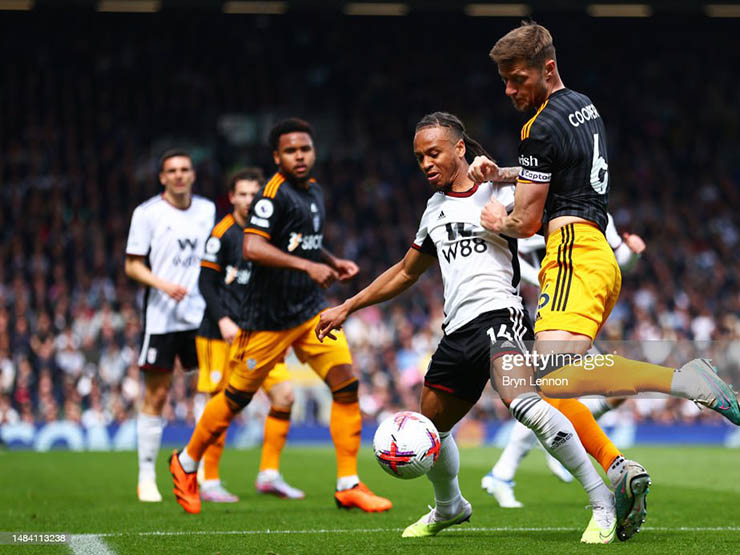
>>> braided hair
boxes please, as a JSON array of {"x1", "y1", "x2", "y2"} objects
[{"x1": 414, "y1": 112, "x2": 493, "y2": 162}]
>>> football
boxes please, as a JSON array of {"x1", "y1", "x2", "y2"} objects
[{"x1": 373, "y1": 411, "x2": 441, "y2": 479}]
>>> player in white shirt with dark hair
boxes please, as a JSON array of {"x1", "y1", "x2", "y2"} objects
[
  {"x1": 317, "y1": 112, "x2": 619, "y2": 543},
  {"x1": 125, "y1": 150, "x2": 215, "y2": 502},
  {"x1": 483, "y1": 215, "x2": 646, "y2": 507}
]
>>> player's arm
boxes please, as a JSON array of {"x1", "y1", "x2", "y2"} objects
[
  {"x1": 321, "y1": 248, "x2": 359, "y2": 281},
  {"x1": 199, "y1": 238, "x2": 239, "y2": 343},
  {"x1": 604, "y1": 213, "x2": 645, "y2": 272},
  {"x1": 316, "y1": 247, "x2": 435, "y2": 341},
  {"x1": 481, "y1": 135, "x2": 552, "y2": 238},
  {"x1": 124, "y1": 255, "x2": 187, "y2": 301},
  {"x1": 468, "y1": 156, "x2": 520, "y2": 184},
  {"x1": 243, "y1": 233, "x2": 338, "y2": 288},
  {"x1": 484, "y1": 180, "x2": 548, "y2": 238}
]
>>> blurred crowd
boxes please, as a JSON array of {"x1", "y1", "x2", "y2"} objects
[{"x1": 1, "y1": 12, "x2": 739, "y2": 430}]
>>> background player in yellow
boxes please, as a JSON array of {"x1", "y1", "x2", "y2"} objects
[
  {"x1": 468, "y1": 21, "x2": 740, "y2": 540},
  {"x1": 195, "y1": 167, "x2": 303, "y2": 502},
  {"x1": 170, "y1": 118, "x2": 391, "y2": 515}
]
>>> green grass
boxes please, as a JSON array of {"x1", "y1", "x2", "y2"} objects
[{"x1": 1, "y1": 446, "x2": 739, "y2": 554}]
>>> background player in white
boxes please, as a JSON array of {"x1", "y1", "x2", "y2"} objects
[
  {"x1": 484, "y1": 217, "x2": 646, "y2": 507},
  {"x1": 317, "y1": 112, "x2": 618, "y2": 543},
  {"x1": 125, "y1": 150, "x2": 215, "y2": 502}
]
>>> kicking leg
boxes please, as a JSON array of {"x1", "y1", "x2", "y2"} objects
[{"x1": 402, "y1": 386, "x2": 473, "y2": 538}]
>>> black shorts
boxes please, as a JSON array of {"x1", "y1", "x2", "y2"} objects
[
  {"x1": 424, "y1": 307, "x2": 534, "y2": 403},
  {"x1": 138, "y1": 330, "x2": 199, "y2": 372}
]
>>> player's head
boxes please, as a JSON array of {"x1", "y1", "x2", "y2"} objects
[
  {"x1": 490, "y1": 21, "x2": 558, "y2": 111},
  {"x1": 158, "y1": 149, "x2": 195, "y2": 195},
  {"x1": 413, "y1": 112, "x2": 492, "y2": 190},
  {"x1": 269, "y1": 118, "x2": 316, "y2": 183},
  {"x1": 228, "y1": 167, "x2": 265, "y2": 220}
]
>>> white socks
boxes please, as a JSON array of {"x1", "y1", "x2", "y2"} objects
[
  {"x1": 606, "y1": 455, "x2": 626, "y2": 486},
  {"x1": 178, "y1": 448, "x2": 198, "y2": 473},
  {"x1": 492, "y1": 421, "x2": 537, "y2": 481},
  {"x1": 426, "y1": 431, "x2": 463, "y2": 516},
  {"x1": 137, "y1": 413, "x2": 164, "y2": 483},
  {"x1": 509, "y1": 393, "x2": 612, "y2": 507},
  {"x1": 336, "y1": 475, "x2": 359, "y2": 491}
]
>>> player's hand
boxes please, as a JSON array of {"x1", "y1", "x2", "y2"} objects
[
  {"x1": 305, "y1": 262, "x2": 339, "y2": 289},
  {"x1": 480, "y1": 197, "x2": 508, "y2": 232},
  {"x1": 315, "y1": 304, "x2": 350, "y2": 342},
  {"x1": 468, "y1": 156, "x2": 500, "y2": 183},
  {"x1": 333, "y1": 258, "x2": 359, "y2": 281},
  {"x1": 218, "y1": 317, "x2": 240, "y2": 344},
  {"x1": 622, "y1": 232, "x2": 646, "y2": 254},
  {"x1": 162, "y1": 282, "x2": 188, "y2": 301}
]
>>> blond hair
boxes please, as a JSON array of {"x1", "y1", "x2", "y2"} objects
[{"x1": 490, "y1": 21, "x2": 556, "y2": 69}]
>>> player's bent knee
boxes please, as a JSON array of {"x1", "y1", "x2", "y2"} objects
[
  {"x1": 268, "y1": 382, "x2": 295, "y2": 408},
  {"x1": 331, "y1": 378, "x2": 358, "y2": 404},
  {"x1": 224, "y1": 385, "x2": 254, "y2": 413}
]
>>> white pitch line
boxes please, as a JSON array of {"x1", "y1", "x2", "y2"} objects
[
  {"x1": 68, "y1": 534, "x2": 116, "y2": 555},
  {"x1": 73, "y1": 525, "x2": 740, "y2": 538}
]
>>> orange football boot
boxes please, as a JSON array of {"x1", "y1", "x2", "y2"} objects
[
  {"x1": 169, "y1": 450, "x2": 201, "y2": 514},
  {"x1": 334, "y1": 482, "x2": 392, "y2": 512}
]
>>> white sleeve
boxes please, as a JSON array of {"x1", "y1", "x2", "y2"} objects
[
  {"x1": 518, "y1": 255, "x2": 541, "y2": 287},
  {"x1": 412, "y1": 205, "x2": 436, "y2": 257},
  {"x1": 125, "y1": 206, "x2": 151, "y2": 256},
  {"x1": 614, "y1": 242, "x2": 639, "y2": 271},
  {"x1": 604, "y1": 213, "x2": 622, "y2": 249},
  {"x1": 605, "y1": 212, "x2": 640, "y2": 271}
]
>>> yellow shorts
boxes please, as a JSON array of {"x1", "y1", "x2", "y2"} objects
[
  {"x1": 535, "y1": 222, "x2": 621, "y2": 340},
  {"x1": 196, "y1": 336, "x2": 291, "y2": 394},
  {"x1": 227, "y1": 312, "x2": 353, "y2": 394}
]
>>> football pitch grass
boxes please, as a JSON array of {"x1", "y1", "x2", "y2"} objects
[{"x1": 2, "y1": 446, "x2": 738, "y2": 554}]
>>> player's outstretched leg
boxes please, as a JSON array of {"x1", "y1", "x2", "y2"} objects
[
  {"x1": 539, "y1": 355, "x2": 740, "y2": 425},
  {"x1": 329, "y1": 374, "x2": 391, "y2": 512},
  {"x1": 481, "y1": 421, "x2": 535, "y2": 508},
  {"x1": 256, "y1": 405, "x2": 305, "y2": 499},
  {"x1": 509, "y1": 393, "x2": 616, "y2": 544},
  {"x1": 403, "y1": 431, "x2": 472, "y2": 537},
  {"x1": 673, "y1": 359, "x2": 740, "y2": 424}
]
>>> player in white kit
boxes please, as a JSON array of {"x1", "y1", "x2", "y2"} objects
[
  {"x1": 317, "y1": 113, "x2": 618, "y2": 543},
  {"x1": 483, "y1": 216, "x2": 647, "y2": 507},
  {"x1": 125, "y1": 150, "x2": 215, "y2": 502}
]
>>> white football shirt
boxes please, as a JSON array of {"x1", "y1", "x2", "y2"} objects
[
  {"x1": 126, "y1": 194, "x2": 215, "y2": 334},
  {"x1": 413, "y1": 182, "x2": 522, "y2": 334}
]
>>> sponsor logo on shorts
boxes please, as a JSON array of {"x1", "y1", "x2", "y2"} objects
[{"x1": 147, "y1": 348, "x2": 157, "y2": 364}]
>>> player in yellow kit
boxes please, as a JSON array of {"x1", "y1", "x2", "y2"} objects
[{"x1": 195, "y1": 168, "x2": 303, "y2": 501}]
